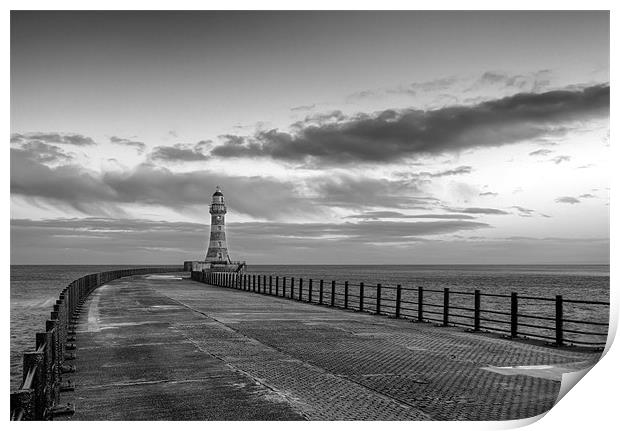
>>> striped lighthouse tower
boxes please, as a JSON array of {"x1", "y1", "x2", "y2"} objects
[{"x1": 205, "y1": 186, "x2": 230, "y2": 263}]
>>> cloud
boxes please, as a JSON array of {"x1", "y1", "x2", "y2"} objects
[
  {"x1": 348, "y1": 77, "x2": 459, "y2": 100},
  {"x1": 550, "y1": 155, "x2": 571, "y2": 164},
  {"x1": 149, "y1": 143, "x2": 209, "y2": 162},
  {"x1": 511, "y1": 206, "x2": 535, "y2": 217},
  {"x1": 209, "y1": 84, "x2": 609, "y2": 164},
  {"x1": 472, "y1": 70, "x2": 552, "y2": 93},
  {"x1": 12, "y1": 144, "x2": 457, "y2": 218},
  {"x1": 579, "y1": 193, "x2": 596, "y2": 199},
  {"x1": 291, "y1": 104, "x2": 316, "y2": 112},
  {"x1": 479, "y1": 192, "x2": 498, "y2": 197},
  {"x1": 13, "y1": 141, "x2": 73, "y2": 164},
  {"x1": 110, "y1": 136, "x2": 147, "y2": 154},
  {"x1": 10, "y1": 149, "x2": 320, "y2": 219},
  {"x1": 297, "y1": 110, "x2": 347, "y2": 126},
  {"x1": 529, "y1": 149, "x2": 553, "y2": 156},
  {"x1": 444, "y1": 207, "x2": 509, "y2": 215},
  {"x1": 425, "y1": 166, "x2": 472, "y2": 177},
  {"x1": 344, "y1": 211, "x2": 476, "y2": 220},
  {"x1": 11, "y1": 132, "x2": 96, "y2": 146},
  {"x1": 309, "y1": 175, "x2": 437, "y2": 210},
  {"x1": 555, "y1": 196, "x2": 581, "y2": 204}
]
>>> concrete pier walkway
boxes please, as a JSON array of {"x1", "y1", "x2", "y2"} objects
[{"x1": 64, "y1": 273, "x2": 601, "y2": 420}]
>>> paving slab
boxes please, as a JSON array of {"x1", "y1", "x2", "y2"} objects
[{"x1": 64, "y1": 273, "x2": 601, "y2": 421}]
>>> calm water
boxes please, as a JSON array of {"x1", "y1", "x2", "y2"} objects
[{"x1": 10, "y1": 264, "x2": 610, "y2": 390}]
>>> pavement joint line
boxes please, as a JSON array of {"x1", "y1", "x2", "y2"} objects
[
  {"x1": 147, "y1": 288, "x2": 311, "y2": 419},
  {"x1": 157, "y1": 284, "x2": 433, "y2": 419},
  {"x1": 83, "y1": 377, "x2": 229, "y2": 390}
]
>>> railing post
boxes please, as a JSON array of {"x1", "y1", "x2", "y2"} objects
[
  {"x1": 299, "y1": 278, "x2": 303, "y2": 301},
  {"x1": 291, "y1": 277, "x2": 295, "y2": 298},
  {"x1": 282, "y1": 277, "x2": 286, "y2": 297},
  {"x1": 319, "y1": 280, "x2": 324, "y2": 304},
  {"x1": 344, "y1": 281, "x2": 349, "y2": 309},
  {"x1": 331, "y1": 281, "x2": 335, "y2": 306},
  {"x1": 511, "y1": 292, "x2": 518, "y2": 338},
  {"x1": 308, "y1": 279, "x2": 313, "y2": 302},
  {"x1": 474, "y1": 290, "x2": 481, "y2": 331},
  {"x1": 418, "y1": 286, "x2": 424, "y2": 322},
  {"x1": 23, "y1": 351, "x2": 44, "y2": 419},
  {"x1": 443, "y1": 288, "x2": 450, "y2": 326},
  {"x1": 253, "y1": 274, "x2": 256, "y2": 292},
  {"x1": 359, "y1": 282, "x2": 364, "y2": 312},
  {"x1": 11, "y1": 388, "x2": 34, "y2": 420},
  {"x1": 276, "y1": 276, "x2": 279, "y2": 296},
  {"x1": 395, "y1": 284, "x2": 401, "y2": 318},
  {"x1": 35, "y1": 331, "x2": 54, "y2": 414},
  {"x1": 376, "y1": 284, "x2": 382, "y2": 314},
  {"x1": 555, "y1": 295, "x2": 564, "y2": 346},
  {"x1": 263, "y1": 275, "x2": 267, "y2": 294},
  {"x1": 269, "y1": 276, "x2": 273, "y2": 295}
]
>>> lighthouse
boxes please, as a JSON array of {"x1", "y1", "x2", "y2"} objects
[{"x1": 205, "y1": 186, "x2": 231, "y2": 263}]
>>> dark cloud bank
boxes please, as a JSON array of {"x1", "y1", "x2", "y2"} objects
[
  {"x1": 14, "y1": 146, "x2": 488, "y2": 219},
  {"x1": 209, "y1": 84, "x2": 609, "y2": 164}
]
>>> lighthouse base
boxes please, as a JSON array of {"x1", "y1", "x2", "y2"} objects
[{"x1": 184, "y1": 260, "x2": 246, "y2": 273}]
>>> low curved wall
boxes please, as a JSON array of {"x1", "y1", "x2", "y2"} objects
[{"x1": 10, "y1": 266, "x2": 184, "y2": 421}]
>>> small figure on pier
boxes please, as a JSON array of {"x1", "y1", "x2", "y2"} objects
[{"x1": 206, "y1": 186, "x2": 230, "y2": 263}]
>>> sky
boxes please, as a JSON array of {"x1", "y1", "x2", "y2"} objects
[{"x1": 10, "y1": 10, "x2": 610, "y2": 264}]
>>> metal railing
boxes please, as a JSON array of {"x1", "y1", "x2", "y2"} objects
[
  {"x1": 10, "y1": 266, "x2": 184, "y2": 421},
  {"x1": 194, "y1": 271, "x2": 609, "y2": 350}
]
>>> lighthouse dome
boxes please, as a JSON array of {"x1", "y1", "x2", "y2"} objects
[{"x1": 213, "y1": 190, "x2": 223, "y2": 197}]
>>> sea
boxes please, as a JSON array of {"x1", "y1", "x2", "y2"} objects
[{"x1": 10, "y1": 264, "x2": 611, "y2": 390}]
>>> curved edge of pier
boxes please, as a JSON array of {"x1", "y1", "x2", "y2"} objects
[{"x1": 59, "y1": 273, "x2": 601, "y2": 421}]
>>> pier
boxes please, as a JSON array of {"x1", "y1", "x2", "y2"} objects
[{"x1": 12, "y1": 270, "x2": 604, "y2": 421}]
